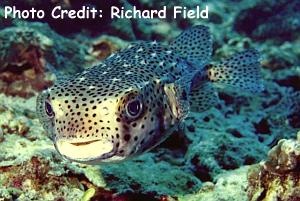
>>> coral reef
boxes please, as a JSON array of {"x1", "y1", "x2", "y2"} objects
[
  {"x1": 89, "y1": 35, "x2": 129, "y2": 61},
  {"x1": 0, "y1": 157, "x2": 85, "y2": 200},
  {"x1": 184, "y1": 109, "x2": 268, "y2": 180},
  {"x1": 0, "y1": 12, "x2": 128, "y2": 97},
  {"x1": 178, "y1": 166, "x2": 250, "y2": 201},
  {"x1": 0, "y1": 26, "x2": 54, "y2": 97},
  {"x1": 100, "y1": 153, "x2": 200, "y2": 196},
  {"x1": 248, "y1": 132, "x2": 300, "y2": 201},
  {"x1": 0, "y1": 0, "x2": 123, "y2": 34},
  {"x1": 0, "y1": 19, "x2": 92, "y2": 74},
  {"x1": 0, "y1": 0, "x2": 299, "y2": 200},
  {"x1": 234, "y1": 0, "x2": 300, "y2": 40},
  {"x1": 179, "y1": 131, "x2": 300, "y2": 201}
]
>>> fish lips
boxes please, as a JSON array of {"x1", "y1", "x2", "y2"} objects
[{"x1": 54, "y1": 137, "x2": 119, "y2": 164}]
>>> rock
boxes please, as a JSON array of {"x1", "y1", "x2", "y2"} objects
[
  {"x1": 0, "y1": 0, "x2": 123, "y2": 35},
  {"x1": 234, "y1": 0, "x2": 300, "y2": 40},
  {"x1": 100, "y1": 153, "x2": 201, "y2": 196},
  {"x1": 0, "y1": 26, "x2": 54, "y2": 97},
  {"x1": 247, "y1": 132, "x2": 300, "y2": 201},
  {"x1": 184, "y1": 109, "x2": 269, "y2": 180},
  {"x1": 0, "y1": 23, "x2": 92, "y2": 97},
  {"x1": 132, "y1": 18, "x2": 179, "y2": 41},
  {"x1": 0, "y1": 127, "x2": 3, "y2": 142},
  {"x1": 0, "y1": 157, "x2": 87, "y2": 200},
  {"x1": 89, "y1": 35, "x2": 129, "y2": 61},
  {"x1": 178, "y1": 166, "x2": 250, "y2": 201}
]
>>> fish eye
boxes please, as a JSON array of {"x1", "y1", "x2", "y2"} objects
[
  {"x1": 126, "y1": 99, "x2": 143, "y2": 118},
  {"x1": 45, "y1": 100, "x2": 54, "y2": 118}
]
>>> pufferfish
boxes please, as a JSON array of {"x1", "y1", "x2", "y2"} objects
[{"x1": 37, "y1": 25, "x2": 263, "y2": 164}]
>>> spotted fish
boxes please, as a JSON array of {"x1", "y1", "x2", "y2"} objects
[{"x1": 37, "y1": 25, "x2": 263, "y2": 164}]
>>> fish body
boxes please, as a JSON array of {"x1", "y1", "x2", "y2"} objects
[{"x1": 37, "y1": 25, "x2": 263, "y2": 164}]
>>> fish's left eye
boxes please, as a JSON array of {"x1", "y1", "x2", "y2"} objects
[{"x1": 126, "y1": 99, "x2": 143, "y2": 118}]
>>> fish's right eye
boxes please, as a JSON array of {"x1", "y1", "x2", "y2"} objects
[
  {"x1": 126, "y1": 99, "x2": 143, "y2": 119},
  {"x1": 45, "y1": 100, "x2": 54, "y2": 118}
]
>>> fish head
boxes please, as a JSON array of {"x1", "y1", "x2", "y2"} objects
[{"x1": 36, "y1": 73, "x2": 179, "y2": 164}]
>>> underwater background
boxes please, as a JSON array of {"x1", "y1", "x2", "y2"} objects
[{"x1": 0, "y1": 0, "x2": 299, "y2": 201}]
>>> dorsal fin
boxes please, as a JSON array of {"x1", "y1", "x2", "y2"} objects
[{"x1": 169, "y1": 25, "x2": 212, "y2": 66}]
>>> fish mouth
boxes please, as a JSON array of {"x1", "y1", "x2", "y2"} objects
[
  {"x1": 70, "y1": 140, "x2": 100, "y2": 146},
  {"x1": 54, "y1": 138, "x2": 116, "y2": 163}
]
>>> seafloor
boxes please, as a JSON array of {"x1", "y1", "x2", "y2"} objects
[{"x1": 0, "y1": 0, "x2": 299, "y2": 201}]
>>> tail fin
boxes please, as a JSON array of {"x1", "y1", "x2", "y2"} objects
[{"x1": 207, "y1": 49, "x2": 264, "y2": 93}]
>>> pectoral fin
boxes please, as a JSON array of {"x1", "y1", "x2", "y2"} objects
[{"x1": 163, "y1": 83, "x2": 190, "y2": 120}]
